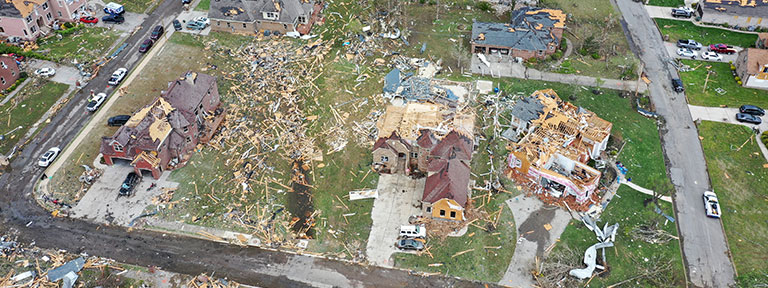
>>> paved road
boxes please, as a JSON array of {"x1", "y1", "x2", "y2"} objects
[
  {"x1": 0, "y1": 1, "x2": 495, "y2": 287},
  {"x1": 616, "y1": 1, "x2": 736, "y2": 287}
]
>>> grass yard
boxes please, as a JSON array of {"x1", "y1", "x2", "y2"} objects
[
  {"x1": 195, "y1": 0, "x2": 210, "y2": 11},
  {"x1": 655, "y1": 19, "x2": 759, "y2": 48},
  {"x1": 698, "y1": 121, "x2": 768, "y2": 286},
  {"x1": 677, "y1": 59, "x2": 768, "y2": 108},
  {"x1": 36, "y1": 27, "x2": 121, "y2": 64},
  {"x1": 648, "y1": 0, "x2": 685, "y2": 7},
  {"x1": 111, "y1": 0, "x2": 157, "y2": 13},
  {"x1": 0, "y1": 80, "x2": 69, "y2": 154}
]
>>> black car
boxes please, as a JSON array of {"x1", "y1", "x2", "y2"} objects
[
  {"x1": 736, "y1": 113, "x2": 762, "y2": 124},
  {"x1": 138, "y1": 39, "x2": 153, "y2": 53},
  {"x1": 672, "y1": 78, "x2": 684, "y2": 93},
  {"x1": 173, "y1": 19, "x2": 182, "y2": 31},
  {"x1": 108, "y1": 115, "x2": 131, "y2": 126},
  {"x1": 150, "y1": 25, "x2": 164, "y2": 40},
  {"x1": 739, "y1": 105, "x2": 765, "y2": 116},
  {"x1": 119, "y1": 172, "x2": 140, "y2": 197},
  {"x1": 102, "y1": 14, "x2": 125, "y2": 24}
]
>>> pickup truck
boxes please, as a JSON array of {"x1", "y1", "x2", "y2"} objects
[{"x1": 708, "y1": 44, "x2": 736, "y2": 54}]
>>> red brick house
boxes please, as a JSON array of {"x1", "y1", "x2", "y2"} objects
[
  {"x1": 471, "y1": 7, "x2": 566, "y2": 60},
  {"x1": 0, "y1": 56, "x2": 20, "y2": 90},
  {"x1": 100, "y1": 72, "x2": 225, "y2": 179}
]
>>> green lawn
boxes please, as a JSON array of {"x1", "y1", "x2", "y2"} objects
[
  {"x1": 648, "y1": 0, "x2": 684, "y2": 7},
  {"x1": 0, "y1": 80, "x2": 69, "y2": 154},
  {"x1": 678, "y1": 59, "x2": 768, "y2": 108},
  {"x1": 36, "y1": 27, "x2": 121, "y2": 64},
  {"x1": 655, "y1": 18, "x2": 759, "y2": 48},
  {"x1": 195, "y1": 0, "x2": 210, "y2": 11},
  {"x1": 111, "y1": 0, "x2": 157, "y2": 13},
  {"x1": 698, "y1": 121, "x2": 768, "y2": 286}
]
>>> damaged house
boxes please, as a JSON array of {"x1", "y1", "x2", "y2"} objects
[
  {"x1": 209, "y1": 0, "x2": 322, "y2": 36},
  {"x1": 505, "y1": 89, "x2": 612, "y2": 204},
  {"x1": 100, "y1": 72, "x2": 225, "y2": 179},
  {"x1": 471, "y1": 7, "x2": 566, "y2": 60},
  {"x1": 0, "y1": 0, "x2": 86, "y2": 41},
  {"x1": 735, "y1": 48, "x2": 768, "y2": 90},
  {"x1": 695, "y1": 0, "x2": 768, "y2": 29}
]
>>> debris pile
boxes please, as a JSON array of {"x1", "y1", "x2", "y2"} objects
[
  {"x1": 188, "y1": 273, "x2": 240, "y2": 288},
  {"x1": 568, "y1": 215, "x2": 618, "y2": 280}
]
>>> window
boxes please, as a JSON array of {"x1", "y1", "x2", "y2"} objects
[
  {"x1": 298, "y1": 15, "x2": 306, "y2": 24},
  {"x1": 113, "y1": 143, "x2": 123, "y2": 152},
  {"x1": 380, "y1": 156, "x2": 389, "y2": 162},
  {"x1": 538, "y1": 50, "x2": 544, "y2": 56},
  {"x1": 42, "y1": 3, "x2": 48, "y2": 9},
  {"x1": 1, "y1": 78, "x2": 5, "y2": 85},
  {"x1": 226, "y1": 22, "x2": 231, "y2": 27},
  {"x1": 25, "y1": 15, "x2": 32, "y2": 23},
  {"x1": 410, "y1": 152, "x2": 418, "y2": 158},
  {"x1": 216, "y1": 21, "x2": 220, "y2": 26},
  {"x1": 30, "y1": 26, "x2": 37, "y2": 33},
  {"x1": 426, "y1": 207, "x2": 431, "y2": 212},
  {"x1": 186, "y1": 136, "x2": 192, "y2": 143},
  {"x1": 264, "y1": 12, "x2": 278, "y2": 20},
  {"x1": 11, "y1": 71, "x2": 15, "y2": 76},
  {"x1": 439, "y1": 210, "x2": 446, "y2": 217},
  {"x1": 58, "y1": 11, "x2": 62, "y2": 17},
  {"x1": 450, "y1": 211, "x2": 456, "y2": 218},
  {"x1": 46, "y1": 13, "x2": 51, "y2": 20},
  {"x1": 1, "y1": 62, "x2": 6, "y2": 69},
  {"x1": 0, "y1": 27, "x2": 4, "y2": 33},
  {"x1": 183, "y1": 126, "x2": 189, "y2": 133},
  {"x1": 23, "y1": 29, "x2": 28, "y2": 36},
  {"x1": 242, "y1": 23, "x2": 246, "y2": 28}
]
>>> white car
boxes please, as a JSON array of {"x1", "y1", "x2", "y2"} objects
[
  {"x1": 38, "y1": 147, "x2": 61, "y2": 167},
  {"x1": 701, "y1": 51, "x2": 723, "y2": 61},
  {"x1": 34, "y1": 67, "x2": 56, "y2": 77},
  {"x1": 193, "y1": 16, "x2": 210, "y2": 27},
  {"x1": 86, "y1": 93, "x2": 107, "y2": 112},
  {"x1": 676, "y1": 48, "x2": 697, "y2": 59},
  {"x1": 703, "y1": 191, "x2": 722, "y2": 218},
  {"x1": 108, "y1": 68, "x2": 127, "y2": 86}
]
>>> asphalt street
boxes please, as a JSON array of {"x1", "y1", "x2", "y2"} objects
[
  {"x1": 0, "y1": 1, "x2": 494, "y2": 287},
  {"x1": 616, "y1": 0, "x2": 736, "y2": 287}
]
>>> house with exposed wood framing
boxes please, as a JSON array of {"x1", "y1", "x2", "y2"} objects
[{"x1": 470, "y1": 7, "x2": 566, "y2": 60}]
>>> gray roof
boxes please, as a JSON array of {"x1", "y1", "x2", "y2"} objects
[
  {"x1": 47, "y1": 257, "x2": 85, "y2": 282},
  {"x1": 510, "y1": 96, "x2": 545, "y2": 122},
  {"x1": 0, "y1": 3, "x2": 22, "y2": 18},
  {"x1": 700, "y1": 0, "x2": 768, "y2": 18},
  {"x1": 209, "y1": 0, "x2": 313, "y2": 24},
  {"x1": 384, "y1": 68, "x2": 400, "y2": 93},
  {"x1": 471, "y1": 7, "x2": 563, "y2": 51}
]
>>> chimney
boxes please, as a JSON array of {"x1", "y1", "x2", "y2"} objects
[{"x1": 185, "y1": 71, "x2": 197, "y2": 86}]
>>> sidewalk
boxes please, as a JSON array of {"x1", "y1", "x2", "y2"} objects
[{"x1": 0, "y1": 78, "x2": 31, "y2": 106}]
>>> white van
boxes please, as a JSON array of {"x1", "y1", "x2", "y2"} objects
[
  {"x1": 399, "y1": 224, "x2": 426, "y2": 239},
  {"x1": 103, "y1": 2, "x2": 125, "y2": 14}
]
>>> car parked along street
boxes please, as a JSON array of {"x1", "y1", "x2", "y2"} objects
[
  {"x1": 86, "y1": 93, "x2": 107, "y2": 112},
  {"x1": 108, "y1": 68, "x2": 128, "y2": 86},
  {"x1": 38, "y1": 147, "x2": 61, "y2": 167},
  {"x1": 138, "y1": 39, "x2": 154, "y2": 53}
]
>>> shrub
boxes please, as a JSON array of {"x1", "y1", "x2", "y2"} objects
[
  {"x1": 0, "y1": 44, "x2": 50, "y2": 61},
  {"x1": 730, "y1": 64, "x2": 736, "y2": 70},
  {"x1": 560, "y1": 38, "x2": 568, "y2": 51},
  {"x1": 55, "y1": 24, "x2": 83, "y2": 36},
  {"x1": 761, "y1": 132, "x2": 768, "y2": 147},
  {"x1": 591, "y1": 52, "x2": 600, "y2": 59},
  {"x1": 475, "y1": 1, "x2": 493, "y2": 12},
  {"x1": 62, "y1": 22, "x2": 74, "y2": 29},
  {"x1": 691, "y1": 2, "x2": 698, "y2": 8},
  {"x1": 4, "y1": 75, "x2": 27, "y2": 94},
  {"x1": 639, "y1": 97, "x2": 650, "y2": 107},
  {"x1": 19, "y1": 71, "x2": 27, "y2": 79},
  {"x1": 552, "y1": 51, "x2": 563, "y2": 60},
  {"x1": 737, "y1": 80, "x2": 743, "y2": 85},
  {"x1": 735, "y1": 76, "x2": 741, "y2": 81}
]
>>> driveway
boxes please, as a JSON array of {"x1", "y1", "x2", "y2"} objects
[
  {"x1": 617, "y1": 0, "x2": 736, "y2": 286},
  {"x1": 176, "y1": 10, "x2": 211, "y2": 36},
  {"x1": 25, "y1": 59, "x2": 82, "y2": 86},
  {"x1": 663, "y1": 42, "x2": 739, "y2": 63},
  {"x1": 365, "y1": 173, "x2": 424, "y2": 267},
  {"x1": 645, "y1": 6, "x2": 688, "y2": 20}
]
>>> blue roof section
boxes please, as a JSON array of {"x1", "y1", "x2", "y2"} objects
[
  {"x1": 47, "y1": 257, "x2": 85, "y2": 282},
  {"x1": 471, "y1": 7, "x2": 564, "y2": 51},
  {"x1": 384, "y1": 68, "x2": 400, "y2": 93}
]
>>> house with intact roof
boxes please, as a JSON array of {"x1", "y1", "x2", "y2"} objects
[
  {"x1": 695, "y1": 0, "x2": 768, "y2": 29},
  {"x1": 208, "y1": 0, "x2": 321, "y2": 36},
  {"x1": 735, "y1": 48, "x2": 768, "y2": 90},
  {"x1": 100, "y1": 72, "x2": 225, "y2": 179},
  {"x1": 471, "y1": 7, "x2": 565, "y2": 60},
  {"x1": 0, "y1": 55, "x2": 20, "y2": 90},
  {"x1": 0, "y1": 0, "x2": 85, "y2": 41}
]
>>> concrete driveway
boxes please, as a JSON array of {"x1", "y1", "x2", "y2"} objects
[
  {"x1": 25, "y1": 59, "x2": 82, "y2": 86},
  {"x1": 72, "y1": 161, "x2": 178, "y2": 226},
  {"x1": 688, "y1": 105, "x2": 767, "y2": 130},
  {"x1": 663, "y1": 42, "x2": 739, "y2": 63},
  {"x1": 365, "y1": 174, "x2": 424, "y2": 267},
  {"x1": 176, "y1": 10, "x2": 211, "y2": 36}
]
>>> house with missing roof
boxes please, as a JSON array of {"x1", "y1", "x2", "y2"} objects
[
  {"x1": 505, "y1": 89, "x2": 612, "y2": 205},
  {"x1": 735, "y1": 48, "x2": 768, "y2": 90},
  {"x1": 695, "y1": 0, "x2": 768, "y2": 29},
  {"x1": 0, "y1": 0, "x2": 85, "y2": 41},
  {"x1": 100, "y1": 72, "x2": 225, "y2": 179},
  {"x1": 208, "y1": 0, "x2": 321, "y2": 36},
  {"x1": 471, "y1": 7, "x2": 566, "y2": 60}
]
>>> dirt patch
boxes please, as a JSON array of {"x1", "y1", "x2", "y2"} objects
[{"x1": 289, "y1": 160, "x2": 315, "y2": 238}]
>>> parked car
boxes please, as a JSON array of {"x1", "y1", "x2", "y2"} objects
[
  {"x1": 108, "y1": 68, "x2": 128, "y2": 85},
  {"x1": 672, "y1": 78, "x2": 684, "y2": 93},
  {"x1": 119, "y1": 172, "x2": 140, "y2": 197},
  {"x1": 150, "y1": 25, "x2": 164, "y2": 40},
  {"x1": 79, "y1": 16, "x2": 98, "y2": 24},
  {"x1": 34, "y1": 67, "x2": 56, "y2": 77},
  {"x1": 708, "y1": 44, "x2": 736, "y2": 54},
  {"x1": 108, "y1": 115, "x2": 131, "y2": 126},
  {"x1": 7, "y1": 53, "x2": 24, "y2": 62},
  {"x1": 86, "y1": 93, "x2": 107, "y2": 112},
  {"x1": 182, "y1": 0, "x2": 191, "y2": 4},
  {"x1": 102, "y1": 14, "x2": 125, "y2": 24},
  {"x1": 399, "y1": 224, "x2": 426, "y2": 239},
  {"x1": 703, "y1": 191, "x2": 721, "y2": 218},
  {"x1": 38, "y1": 147, "x2": 61, "y2": 167},
  {"x1": 739, "y1": 105, "x2": 765, "y2": 116},
  {"x1": 671, "y1": 7, "x2": 693, "y2": 18},
  {"x1": 701, "y1": 51, "x2": 722, "y2": 61},
  {"x1": 736, "y1": 113, "x2": 762, "y2": 124},
  {"x1": 103, "y1": 2, "x2": 125, "y2": 14},
  {"x1": 396, "y1": 239, "x2": 424, "y2": 251},
  {"x1": 193, "y1": 16, "x2": 210, "y2": 27},
  {"x1": 676, "y1": 48, "x2": 697, "y2": 58},
  {"x1": 186, "y1": 20, "x2": 206, "y2": 30},
  {"x1": 138, "y1": 39, "x2": 154, "y2": 53},
  {"x1": 676, "y1": 39, "x2": 702, "y2": 50},
  {"x1": 173, "y1": 19, "x2": 182, "y2": 31}
]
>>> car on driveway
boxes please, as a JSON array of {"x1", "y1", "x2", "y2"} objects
[
  {"x1": 671, "y1": 7, "x2": 694, "y2": 18},
  {"x1": 186, "y1": 20, "x2": 206, "y2": 30},
  {"x1": 34, "y1": 67, "x2": 56, "y2": 77},
  {"x1": 701, "y1": 51, "x2": 722, "y2": 61},
  {"x1": 173, "y1": 19, "x2": 182, "y2": 31},
  {"x1": 708, "y1": 44, "x2": 736, "y2": 54},
  {"x1": 703, "y1": 191, "x2": 721, "y2": 218},
  {"x1": 119, "y1": 172, "x2": 140, "y2": 197},
  {"x1": 676, "y1": 39, "x2": 702, "y2": 50},
  {"x1": 102, "y1": 14, "x2": 125, "y2": 24},
  {"x1": 138, "y1": 39, "x2": 154, "y2": 53},
  {"x1": 108, "y1": 115, "x2": 131, "y2": 126},
  {"x1": 193, "y1": 16, "x2": 210, "y2": 27},
  {"x1": 676, "y1": 48, "x2": 697, "y2": 58},
  {"x1": 396, "y1": 239, "x2": 424, "y2": 251},
  {"x1": 79, "y1": 16, "x2": 98, "y2": 24},
  {"x1": 736, "y1": 113, "x2": 762, "y2": 124},
  {"x1": 150, "y1": 25, "x2": 164, "y2": 40},
  {"x1": 108, "y1": 68, "x2": 127, "y2": 86},
  {"x1": 672, "y1": 78, "x2": 684, "y2": 92},
  {"x1": 86, "y1": 93, "x2": 107, "y2": 112},
  {"x1": 739, "y1": 104, "x2": 765, "y2": 116},
  {"x1": 38, "y1": 147, "x2": 61, "y2": 167}
]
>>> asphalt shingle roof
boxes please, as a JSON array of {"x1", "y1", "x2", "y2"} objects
[{"x1": 471, "y1": 7, "x2": 565, "y2": 51}]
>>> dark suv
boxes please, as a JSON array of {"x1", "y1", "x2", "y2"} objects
[
  {"x1": 119, "y1": 172, "x2": 140, "y2": 197},
  {"x1": 150, "y1": 25, "x2": 164, "y2": 40},
  {"x1": 672, "y1": 78, "x2": 684, "y2": 93},
  {"x1": 102, "y1": 14, "x2": 125, "y2": 24},
  {"x1": 739, "y1": 105, "x2": 765, "y2": 116},
  {"x1": 108, "y1": 115, "x2": 130, "y2": 126}
]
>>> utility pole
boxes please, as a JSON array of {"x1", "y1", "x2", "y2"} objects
[{"x1": 702, "y1": 68, "x2": 712, "y2": 93}]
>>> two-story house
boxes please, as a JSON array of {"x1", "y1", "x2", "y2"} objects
[
  {"x1": 0, "y1": 0, "x2": 85, "y2": 41},
  {"x1": 208, "y1": 0, "x2": 321, "y2": 36}
]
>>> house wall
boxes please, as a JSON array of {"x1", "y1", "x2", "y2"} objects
[
  {"x1": 256, "y1": 20, "x2": 295, "y2": 34},
  {"x1": 471, "y1": 27, "x2": 563, "y2": 60},
  {"x1": 700, "y1": 10, "x2": 768, "y2": 29},
  {"x1": 373, "y1": 148, "x2": 399, "y2": 173},
  {"x1": 211, "y1": 19, "x2": 256, "y2": 35},
  {"x1": 735, "y1": 51, "x2": 749, "y2": 80},
  {"x1": 0, "y1": 57, "x2": 20, "y2": 90},
  {"x1": 51, "y1": 0, "x2": 85, "y2": 21},
  {"x1": 425, "y1": 198, "x2": 464, "y2": 221}
]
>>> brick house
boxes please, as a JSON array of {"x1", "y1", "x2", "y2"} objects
[
  {"x1": 471, "y1": 7, "x2": 566, "y2": 60},
  {"x1": 0, "y1": 0, "x2": 86, "y2": 41},
  {"x1": 208, "y1": 0, "x2": 321, "y2": 36},
  {"x1": 735, "y1": 48, "x2": 768, "y2": 90},
  {"x1": 100, "y1": 72, "x2": 225, "y2": 179},
  {"x1": 695, "y1": 0, "x2": 768, "y2": 29},
  {"x1": 0, "y1": 56, "x2": 20, "y2": 90}
]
